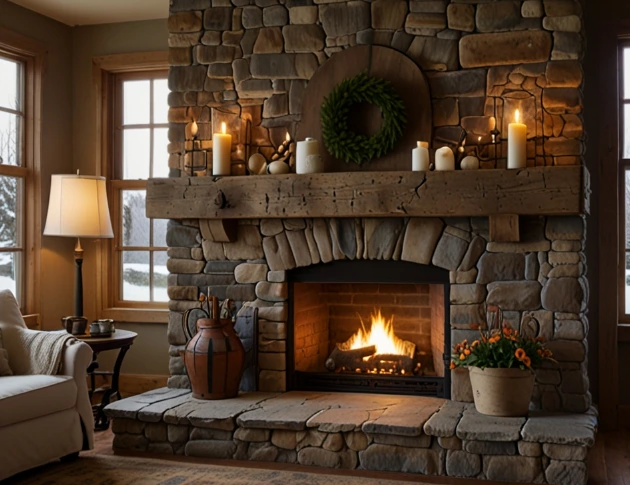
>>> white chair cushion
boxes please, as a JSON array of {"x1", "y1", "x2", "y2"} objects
[
  {"x1": 0, "y1": 375, "x2": 77, "y2": 427},
  {"x1": 0, "y1": 290, "x2": 26, "y2": 329}
]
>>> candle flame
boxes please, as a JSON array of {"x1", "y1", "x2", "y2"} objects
[
  {"x1": 221, "y1": 122, "x2": 226, "y2": 135},
  {"x1": 478, "y1": 136, "x2": 482, "y2": 143},
  {"x1": 191, "y1": 120, "x2": 198, "y2": 137},
  {"x1": 515, "y1": 109, "x2": 520, "y2": 123},
  {"x1": 286, "y1": 131, "x2": 291, "y2": 142}
]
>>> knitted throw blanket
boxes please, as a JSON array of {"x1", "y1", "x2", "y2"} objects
[{"x1": 15, "y1": 329, "x2": 74, "y2": 375}]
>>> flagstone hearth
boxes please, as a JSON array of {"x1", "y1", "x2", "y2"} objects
[{"x1": 105, "y1": 389, "x2": 596, "y2": 484}]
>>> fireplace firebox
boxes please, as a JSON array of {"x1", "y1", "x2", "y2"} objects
[{"x1": 287, "y1": 261, "x2": 450, "y2": 397}]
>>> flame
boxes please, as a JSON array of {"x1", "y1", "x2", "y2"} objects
[
  {"x1": 221, "y1": 122, "x2": 226, "y2": 135},
  {"x1": 346, "y1": 310, "x2": 413, "y2": 357},
  {"x1": 515, "y1": 109, "x2": 520, "y2": 124},
  {"x1": 286, "y1": 131, "x2": 291, "y2": 142}
]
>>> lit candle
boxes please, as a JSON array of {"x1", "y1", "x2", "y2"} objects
[
  {"x1": 212, "y1": 122, "x2": 232, "y2": 176},
  {"x1": 191, "y1": 120, "x2": 198, "y2": 138},
  {"x1": 508, "y1": 109, "x2": 527, "y2": 169},
  {"x1": 296, "y1": 137, "x2": 321, "y2": 174},
  {"x1": 412, "y1": 141, "x2": 430, "y2": 171},
  {"x1": 435, "y1": 146, "x2": 455, "y2": 171}
]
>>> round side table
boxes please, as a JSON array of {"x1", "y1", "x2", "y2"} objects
[{"x1": 77, "y1": 330, "x2": 137, "y2": 430}]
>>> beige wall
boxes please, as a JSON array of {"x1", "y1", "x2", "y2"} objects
[
  {"x1": 72, "y1": 19, "x2": 169, "y2": 376},
  {"x1": 0, "y1": 0, "x2": 75, "y2": 330},
  {"x1": 0, "y1": 1, "x2": 170, "y2": 376}
]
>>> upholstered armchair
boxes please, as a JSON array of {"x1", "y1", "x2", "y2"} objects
[{"x1": 0, "y1": 290, "x2": 94, "y2": 481}]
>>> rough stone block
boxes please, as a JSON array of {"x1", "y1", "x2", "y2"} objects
[
  {"x1": 432, "y1": 232, "x2": 468, "y2": 270},
  {"x1": 447, "y1": 4, "x2": 474, "y2": 32},
  {"x1": 204, "y1": 7, "x2": 233, "y2": 31},
  {"x1": 446, "y1": 450, "x2": 480, "y2": 477},
  {"x1": 483, "y1": 455, "x2": 543, "y2": 483},
  {"x1": 372, "y1": 0, "x2": 407, "y2": 30},
  {"x1": 407, "y1": 36, "x2": 458, "y2": 72},
  {"x1": 543, "y1": 443, "x2": 588, "y2": 461},
  {"x1": 545, "y1": 460, "x2": 588, "y2": 485},
  {"x1": 185, "y1": 440, "x2": 236, "y2": 459},
  {"x1": 359, "y1": 444, "x2": 440, "y2": 474},
  {"x1": 464, "y1": 440, "x2": 517, "y2": 455},
  {"x1": 541, "y1": 277, "x2": 583, "y2": 313},
  {"x1": 401, "y1": 218, "x2": 444, "y2": 265},
  {"x1": 283, "y1": 24, "x2": 325, "y2": 52},
  {"x1": 486, "y1": 281, "x2": 542, "y2": 311},
  {"x1": 320, "y1": 2, "x2": 370, "y2": 37},
  {"x1": 456, "y1": 409, "x2": 525, "y2": 442},
  {"x1": 460, "y1": 31, "x2": 552, "y2": 68}
]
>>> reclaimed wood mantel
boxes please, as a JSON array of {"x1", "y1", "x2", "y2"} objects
[{"x1": 146, "y1": 166, "x2": 589, "y2": 222}]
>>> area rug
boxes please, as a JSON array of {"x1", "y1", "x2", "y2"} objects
[{"x1": 6, "y1": 454, "x2": 434, "y2": 485}]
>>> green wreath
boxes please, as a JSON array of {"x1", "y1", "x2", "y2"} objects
[{"x1": 320, "y1": 71, "x2": 407, "y2": 166}]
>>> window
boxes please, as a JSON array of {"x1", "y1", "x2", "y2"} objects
[
  {"x1": 110, "y1": 71, "x2": 169, "y2": 308},
  {"x1": 0, "y1": 55, "x2": 25, "y2": 301},
  {"x1": 0, "y1": 30, "x2": 43, "y2": 316},
  {"x1": 622, "y1": 42, "x2": 630, "y2": 320}
]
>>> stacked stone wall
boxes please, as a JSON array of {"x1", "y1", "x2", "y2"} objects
[
  {"x1": 166, "y1": 215, "x2": 590, "y2": 412},
  {"x1": 166, "y1": 0, "x2": 585, "y2": 176}
]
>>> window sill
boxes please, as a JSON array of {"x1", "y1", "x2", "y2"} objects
[{"x1": 100, "y1": 307, "x2": 168, "y2": 324}]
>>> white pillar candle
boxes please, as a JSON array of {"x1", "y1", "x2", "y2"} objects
[
  {"x1": 435, "y1": 146, "x2": 455, "y2": 171},
  {"x1": 212, "y1": 122, "x2": 232, "y2": 176},
  {"x1": 296, "y1": 137, "x2": 321, "y2": 174},
  {"x1": 508, "y1": 109, "x2": 527, "y2": 169},
  {"x1": 412, "y1": 141, "x2": 430, "y2": 171}
]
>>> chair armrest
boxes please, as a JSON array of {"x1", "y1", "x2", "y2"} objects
[
  {"x1": 60, "y1": 339, "x2": 93, "y2": 381},
  {"x1": 60, "y1": 339, "x2": 95, "y2": 449}
]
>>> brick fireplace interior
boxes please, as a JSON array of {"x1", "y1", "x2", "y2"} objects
[{"x1": 288, "y1": 260, "x2": 449, "y2": 397}]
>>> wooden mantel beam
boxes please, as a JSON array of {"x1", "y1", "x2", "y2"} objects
[{"x1": 146, "y1": 166, "x2": 588, "y2": 221}]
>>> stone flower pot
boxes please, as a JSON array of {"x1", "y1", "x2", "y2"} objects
[{"x1": 468, "y1": 367, "x2": 535, "y2": 417}]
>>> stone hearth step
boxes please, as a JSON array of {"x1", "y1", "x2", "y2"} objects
[{"x1": 105, "y1": 390, "x2": 596, "y2": 485}]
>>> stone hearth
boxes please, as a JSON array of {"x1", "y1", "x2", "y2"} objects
[{"x1": 105, "y1": 389, "x2": 596, "y2": 484}]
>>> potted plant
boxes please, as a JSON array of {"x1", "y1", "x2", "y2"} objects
[{"x1": 450, "y1": 308, "x2": 554, "y2": 417}]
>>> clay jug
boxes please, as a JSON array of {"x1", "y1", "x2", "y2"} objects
[{"x1": 182, "y1": 298, "x2": 245, "y2": 400}]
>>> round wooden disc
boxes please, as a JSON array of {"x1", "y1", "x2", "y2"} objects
[{"x1": 296, "y1": 45, "x2": 432, "y2": 172}]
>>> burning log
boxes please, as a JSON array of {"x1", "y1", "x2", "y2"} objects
[
  {"x1": 325, "y1": 345, "x2": 377, "y2": 371},
  {"x1": 366, "y1": 354, "x2": 415, "y2": 375}
]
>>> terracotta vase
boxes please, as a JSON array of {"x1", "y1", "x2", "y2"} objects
[
  {"x1": 182, "y1": 299, "x2": 245, "y2": 400},
  {"x1": 468, "y1": 367, "x2": 534, "y2": 417}
]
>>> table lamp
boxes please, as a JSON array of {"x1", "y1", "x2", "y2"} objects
[{"x1": 43, "y1": 173, "x2": 114, "y2": 317}]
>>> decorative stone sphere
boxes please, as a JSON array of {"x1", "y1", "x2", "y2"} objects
[{"x1": 461, "y1": 156, "x2": 480, "y2": 170}]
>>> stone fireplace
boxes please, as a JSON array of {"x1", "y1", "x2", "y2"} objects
[{"x1": 105, "y1": 0, "x2": 596, "y2": 483}]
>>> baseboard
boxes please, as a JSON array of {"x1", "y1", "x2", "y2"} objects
[{"x1": 90, "y1": 373, "x2": 168, "y2": 398}]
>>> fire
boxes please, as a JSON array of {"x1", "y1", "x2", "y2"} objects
[{"x1": 345, "y1": 310, "x2": 414, "y2": 358}]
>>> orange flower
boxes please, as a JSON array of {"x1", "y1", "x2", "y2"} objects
[
  {"x1": 503, "y1": 327, "x2": 512, "y2": 336},
  {"x1": 489, "y1": 336, "x2": 500, "y2": 344},
  {"x1": 515, "y1": 348, "x2": 526, "y2": 360},
  {"x1": 523, "y1": 356, "x2": 531, "y2": 367},
  {"x1": 449, "y1": 360, "x2": 456, "y2": 370},
  {"x1": 472, "y1": 340, "x2": 480, "y2": 348},
  {"x1": 537, "y1": 349, "x2": 543, "y2": 356},
  {"x1": 464, "y1": 349, "x2": 471, "y2": 356},
  {"x1": 544, "y1": 349, "x2": 553, "y2": 358},
  {"x1": 459, "y1": 353, "x2": 466, "y2": 361}
]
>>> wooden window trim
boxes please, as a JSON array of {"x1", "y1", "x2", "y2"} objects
[
  {"x1": 620, "y1": 39, "x2": 630, "y2": 324},
  {"x1": 0, "y1": 27, "x2": 44, "y2": 316},
  {"x1": 94, "y1": 52, "x2": 169, "y2": 324}
]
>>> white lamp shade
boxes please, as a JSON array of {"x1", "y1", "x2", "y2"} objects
[{"x1": 44, "y1": 174, "x2": 114, "y2": 238}]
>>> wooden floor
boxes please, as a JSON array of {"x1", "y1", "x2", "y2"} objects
[{"x1": 87, "y1": 427, "x2": 628, "y2": 485}]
